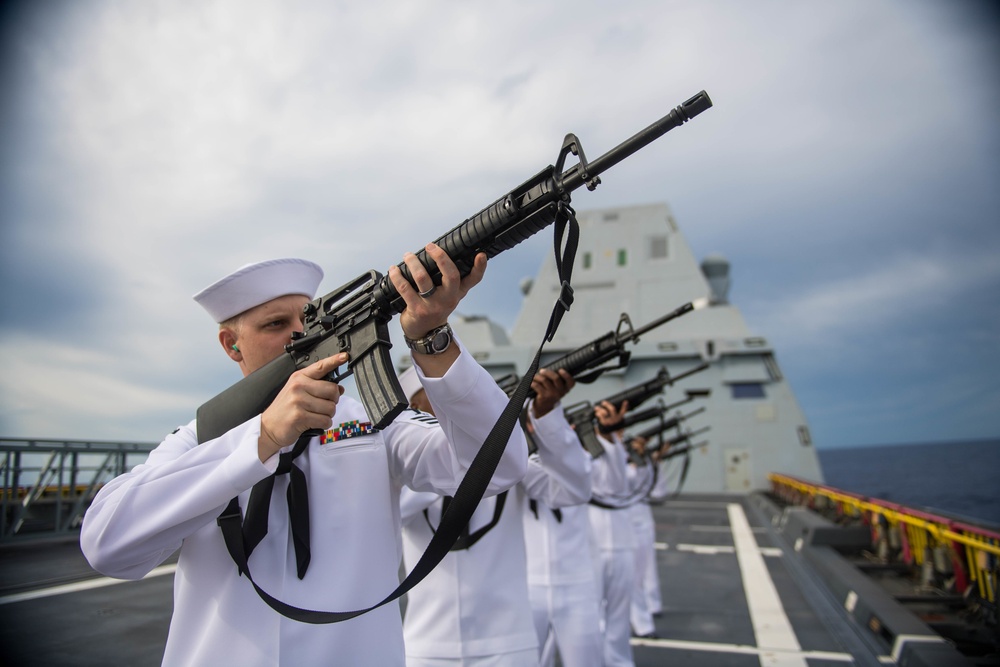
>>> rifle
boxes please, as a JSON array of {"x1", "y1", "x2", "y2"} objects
[
  {"x1": 621, "y1": 408, "x2": 704, "y2": 466},
  {"x1": 196, "y1": 91, "x2": 713, "y2": 443},
  {"x1": 496, "y1": 299, "x2": 709, "y2": 397},
  {"x1": 611, "y1": 405, "x2": 706, "y2": 436},
  {"x1": 563, "y1": 403, "x2": 611, "y2": 459},
  {"x1": 563, "y1": 363, "x2": 709, "y2": 456},
  {"x1": 635, "y1": 425, "x2": 711, "y2": 456},
  {"x1": 645, "y1": 439, "x2": 709, "y2": 503},
  {"x1": 597, "y1": 387, "x2": 710, "y2": 434},
  {"x1": 659, "y1": 440, "x2": 709, "y2": 460}
]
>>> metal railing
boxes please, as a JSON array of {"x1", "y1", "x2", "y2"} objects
[
  {"x1": 1, "y1": 437, "x2": 157, "y2": 540},
  {"x1": 769, "y1": 472, "x2": 1000, "y2": 606}
]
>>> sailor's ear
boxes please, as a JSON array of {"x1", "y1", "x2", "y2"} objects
[{"x1": 220, "y1": 329, "x2": 241, "y2": 362}]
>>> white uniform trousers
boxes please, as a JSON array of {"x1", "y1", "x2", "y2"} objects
[
  {"x1": 531, "y1": 581, "x2": 603, "y2": 667},
  {"x1": 405, "y1": 650, "x2": 539, "y2": 667},
  {"x1": 592, "y1": 546, "x2": 636, "y2": 667},
  {"x1": 644, "y1": 547, "x2": 663, "y2": 616},
  {"x1": 628, "y1": 502, "x2": 659, "y2": 635}
]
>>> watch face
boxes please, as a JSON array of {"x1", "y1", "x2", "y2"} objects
[{"x1": 430, "y1": 328, "x2": 450, "y2": 353}]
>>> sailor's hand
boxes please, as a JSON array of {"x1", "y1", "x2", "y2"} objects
[
  {"x1": 391, "y1": 244, "x2": 487, "y2": 378},
  {"x1": 594, "y1": 400, "x2": 628, "y2": 437},
  {"x1": 530, "y1": 369, "x2": 576, "y2": 418},
  {"x1": 391, "y1": 243, "x2": 486, "y2": 341},
  {"x1": 631, "y1": 436, "x2": 647, "y2": 455},
  {"x1": 257, "y1": 354, "x2": 347, "y2": 462}
]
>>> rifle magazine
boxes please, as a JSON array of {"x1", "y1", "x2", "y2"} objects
[{"x1": 354, "y1": 345, "x2": 407, "y2": 430}]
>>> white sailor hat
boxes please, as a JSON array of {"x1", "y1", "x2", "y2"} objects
[
  {"x1": 398, "y1": 365, "x2": 424, "y2": 403},
  {"x1": 193, "y1": 258, "x2": 324, "y2": 322}
]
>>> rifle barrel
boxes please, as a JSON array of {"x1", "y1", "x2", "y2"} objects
[
  {"x1": 667, "y1": 362, "x2": 711, "y2": 384},
  {"x1": 381, "y1": 91, "x2": 712, "y2": 317},
  {"x1": 560, "y1": 91, "x2": 712, "y2": 192},
  {"x1": 627, "y1": 301, "x2": 694, "y2": 341}
]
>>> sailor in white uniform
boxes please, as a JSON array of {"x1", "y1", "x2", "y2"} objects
[
  {"x1": 624, "y1": 438, "x2": 659, "y2": 638},
  {"x1": 399, "y1": 367, "x2": 591, "y2": 667},
  {"x1": 522, "y1": 400, "x2": 604, "y2": 667},
  {"x1": 642, "y1": 453, "x2": 673, "y2": 617},
  {"x1": 81, "y1": 247, "x2": 528, "y2": 667},
  {"x1": 630, "y1": 441, "x2": 665, "y2": 632},
  {"x1": 588, "y1": 401, "x2": 638, "y2": 667}
]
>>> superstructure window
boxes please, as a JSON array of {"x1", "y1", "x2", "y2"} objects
[
  {"x1": 649, "y1": 236, "x2": 668, "y2": 259},
  {"x1": 731, "y1": 383, "x2": 766, "y2": 399},
  {"x1": 582, "y1": 252, "x2": 592, "y2": 269},
  {"x1": 617, "y1": 249, "x2": 627, "y2": 266}
]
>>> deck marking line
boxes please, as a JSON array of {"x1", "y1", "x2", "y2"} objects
[
  {"x1": 0, "y1": 563, "x2": 177, "y2": 605},
  {"x1": 655, "y1": 541, "x2": 668, "y2": 550},
  {"x1": 676, "y1": 543, "x2": 783, "y2": 557},
  {"x1": 678, "y1": 544, "x2": 732, "y2": 555},
  {"x1": 629, "y1": 636, "x2": 853, "y2": 662},
  {"x1": 728, "y1": 503, "x2": 807, "y2": 667},
  {"x1": 692, "y1": 525, "x2": 766, "y2": 533}
]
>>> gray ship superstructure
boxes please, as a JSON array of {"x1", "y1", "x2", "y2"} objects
[{"x1": 450, "y1": 201, "x2": 824, "y2": 493}]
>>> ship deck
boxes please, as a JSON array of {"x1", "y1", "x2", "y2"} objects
[{"x1": 0, "y1": 493, "x2": 982, "y2": 666}]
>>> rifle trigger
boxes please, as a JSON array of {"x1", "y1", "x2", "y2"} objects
[{"x1": 326, "y1": 363, "x2": 351, "y2": 384}]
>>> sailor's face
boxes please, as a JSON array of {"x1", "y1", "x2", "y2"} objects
[{"x1": 233, "y1": 294, "x2": 310, "y2": 375}]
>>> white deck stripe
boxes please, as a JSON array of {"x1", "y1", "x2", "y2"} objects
[
  {"x1": 630, "y1": 636, "x2": 854, "y2": 662},
  {"x1": 680, "y1": 544, "x2": 736, "y2": 555},
  {"x1": 0, "y1": 563, "x2": 177, "y2": 605},
  {"x1": 676, "y1": 543, "x2": 783, "y2": 557},
  {"x1": 728, "y1": 503, "x2": 807, "y2": 667}
]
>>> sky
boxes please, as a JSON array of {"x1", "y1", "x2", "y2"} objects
[{"x1": 0, "y1": 0, "x2": 998, "y2": 450}]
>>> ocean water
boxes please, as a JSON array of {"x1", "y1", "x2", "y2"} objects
[{"x1": 817, "y1": 438, "x2": 1000, "y2": 527}]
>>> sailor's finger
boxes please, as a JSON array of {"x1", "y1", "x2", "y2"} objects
[
  {"x1": 302, "y1": 353, "x2": 350, "y2": 381},
  {"x1": 402, "y1": 251, "x2": 437, "y2": 297},
  {"x1": 424, "y1": 243, "x2": 459, "y2": 293}
]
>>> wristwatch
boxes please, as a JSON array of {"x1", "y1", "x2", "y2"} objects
[{"x1": 404, "y1": 323, "x2": 453, "y2": 356}]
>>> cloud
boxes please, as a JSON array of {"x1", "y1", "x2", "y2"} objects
[
  {"x1": 0, "y1": 332, "x2": 201, "y2": 439},
  {"x1": 748, "y1": 248, "x2": 1000, "y2": 356},
  {"x1": 1, "y1": 0, "x2": 998, "y2": 447}
]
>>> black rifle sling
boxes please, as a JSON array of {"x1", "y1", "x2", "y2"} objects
[
  {"x1": 216, "y1": 204, "x2": 580, "y2": 624},
  {"x1": 422, "y1": 490, "x2": 508, "y2": 551},
  {"x1": 528, "y1": 498, "x2": 562, "y2": 523}
]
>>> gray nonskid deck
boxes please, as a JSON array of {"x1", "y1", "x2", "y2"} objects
[
  {"x1": 0, "y1": 539, "x2": 175, "y2": 666},
  {"x1": 0, "y1": 494, "x2": 964, "y2": 666},
  {"x1": 637, "y1": 495, "x2": 882, "y2": 667}
]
